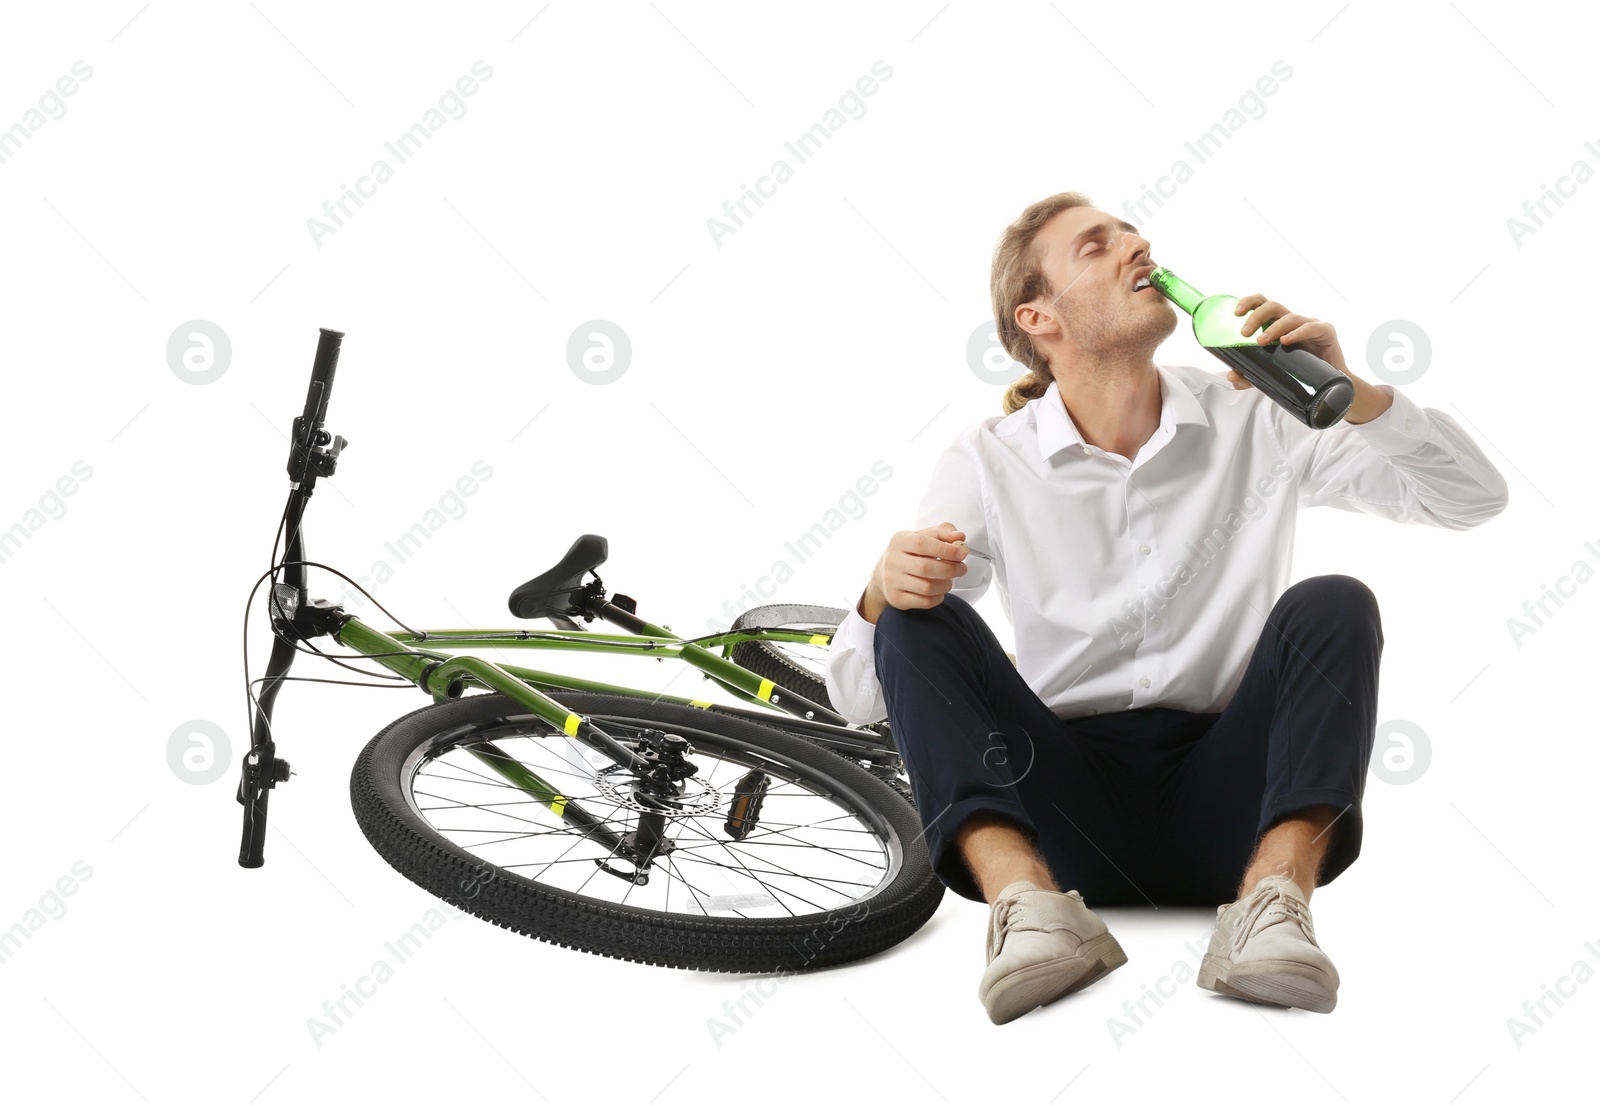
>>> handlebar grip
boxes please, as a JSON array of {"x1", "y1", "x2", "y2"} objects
[
  {"x1": 301, "y1": 327, "x2": 345, "y2": 429},
  {"x1": 238, "y1": 780, "x2": 270, "y2": 867}
]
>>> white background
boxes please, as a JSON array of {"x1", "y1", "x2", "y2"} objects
[{"x1": 0, "y1": 1, "x2": 1594, "y2": 1102}]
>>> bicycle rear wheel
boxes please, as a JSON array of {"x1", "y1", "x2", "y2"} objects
[
  {"x1": 729, "y1": 603, "x2": 846, "y2": 713},
  {"x1": 350, "y1": 691, "x2": 942, "y2": 972}
]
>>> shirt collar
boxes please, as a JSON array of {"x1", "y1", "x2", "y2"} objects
[{"x1": 1033, "y1": 364, "x2": 1209, "y2": 464}]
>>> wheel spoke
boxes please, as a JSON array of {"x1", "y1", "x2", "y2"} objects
[
  {"x1": 663, "y1": 851, "x2": 822, "y2": 915},
  {"x1": 664, "y1": 819, "x2": 832, "y2": 914},
  {"x1": 535, "y1": 795, "x2": 633, "y2": 884},
  {"x1": 468, "y1": 739, "x2": 618, "y2": 782},
  {"x1": 671, "y1": 820, "x2": 881, "y2": 896},
  {"x1": 660, "y1": 854, "x2": 734, "y2": 918},
  {"x1": 570, "y1": 805, "x2": 641, "y2": 896},
  {"x1": 669, "y1": 829, "x2": 886, "y2": 864},
  {"x1": 433, "y1": 828, "x2": 576, "y2": 848}
]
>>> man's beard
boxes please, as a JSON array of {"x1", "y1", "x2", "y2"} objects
[{"x1": 1062, "y1": 291, "x2": 1179, "y2": 362}]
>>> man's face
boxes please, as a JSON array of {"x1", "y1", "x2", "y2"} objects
[{"x1": 1030, "y1": 206, "x2": 1176, "y2": 357}]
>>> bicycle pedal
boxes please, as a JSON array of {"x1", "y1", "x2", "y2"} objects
[{"x1": 724, "y1": 768, "x2": 770, "y2": 840}]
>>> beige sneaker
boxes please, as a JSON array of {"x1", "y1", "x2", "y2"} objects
[
  {"x1": 978, "y1": 880, "x2": 1128, "y2": 1024},
  {"x1": 1197, "y1": 874, "x2": 1340, "y2": 1013}
]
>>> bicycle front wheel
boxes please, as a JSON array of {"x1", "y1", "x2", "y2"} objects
[{"x1": 350, "y1": 691, "x2": 942, "y2": 972}]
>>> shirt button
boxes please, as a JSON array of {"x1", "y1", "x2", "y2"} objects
[
  {"x1": 1140, "y1": 676, "x2": 1151, "y2": 688},
  {"x1": 1140, "y1": 544, "x2": 1151, "y2": 554},
  {"x1": 1151, "y1": 618, "x2": 1161, "y2": 627}
]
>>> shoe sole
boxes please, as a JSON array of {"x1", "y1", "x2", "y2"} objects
[
  {"x1": 981, "y1": 932, "x2": 1128, "y2": 1025},
  {"x1": 1197, "y1": 955, "x2": 1338, "y2": 1014}
]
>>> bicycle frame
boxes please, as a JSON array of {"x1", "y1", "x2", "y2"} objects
[
  {"x1": 238, "y1": 328, "x2": 894, "y2": 872},
  {"x1": 329, "y1": 613, "x2": 893, "y2": 848},
  {"x1": 336, "y1": 616, "x2": 891, "y2": 759}
]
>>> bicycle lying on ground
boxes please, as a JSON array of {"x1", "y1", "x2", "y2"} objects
[{"x1": 237, "y1": 329, "x2": 942, "y2": 973}]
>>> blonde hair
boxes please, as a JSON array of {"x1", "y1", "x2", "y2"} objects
[{"x1": 991, "y1": 191, "x2": 1095, "y2": 415}]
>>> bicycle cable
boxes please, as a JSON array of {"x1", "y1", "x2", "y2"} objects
[
  {"x1": 243, "y1": 474, "x2": 434, "y2": 751},
  {"x1": 241, "y1": 467, "x2": 785, "y2": 754},
  {"x1": 250, "y1": 675, "x2": 414, "y2": 692}
]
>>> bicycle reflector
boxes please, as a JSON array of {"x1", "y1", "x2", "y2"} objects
[{"x1": 724, "y1": 768, "x2": 770, "y2": 841}]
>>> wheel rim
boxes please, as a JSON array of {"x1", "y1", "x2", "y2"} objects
[{"x1": 397, "y1": 711, "x2": 903, "y2": 920}]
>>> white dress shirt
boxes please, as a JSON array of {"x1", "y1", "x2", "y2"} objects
[{"x1": 824, "y1": 362, "x2": 1510, "y2": 726}]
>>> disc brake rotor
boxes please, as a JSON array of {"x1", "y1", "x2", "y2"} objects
[{"x1": 593, "y1": 764, "x2": 724, "y2": 817}]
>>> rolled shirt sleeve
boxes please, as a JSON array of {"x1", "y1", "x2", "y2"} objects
[{"x1": 824, "y1": 602, "x2": 888, "y2": 726}]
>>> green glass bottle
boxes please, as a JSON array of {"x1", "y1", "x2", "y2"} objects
[{"x1": 1149, "y1": 267, "x2": 1354, "y2": 430}]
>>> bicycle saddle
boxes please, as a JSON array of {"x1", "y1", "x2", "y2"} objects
[{"x1": 508, "y1": 534, "x2": 608, "y2": 620}]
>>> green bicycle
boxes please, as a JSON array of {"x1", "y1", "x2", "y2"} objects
[{"x1": 237, "y1": 329, "x2": 942, "y2": 973}]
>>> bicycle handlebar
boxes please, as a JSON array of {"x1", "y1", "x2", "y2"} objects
[{"x1": 244, "y1": 327, "x2": 347, "y2": 867}]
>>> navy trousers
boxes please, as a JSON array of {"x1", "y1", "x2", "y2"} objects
[{"x1": 872, "y1": 575, "x2": 1383, "y2": 906}]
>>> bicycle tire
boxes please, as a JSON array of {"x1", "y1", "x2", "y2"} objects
[
  {"x1": 350, "y1": 691, "x2": 943, "y2": 973},
  {"x1": 729, "y1": 603, "x2": 847, "y2": 713}
]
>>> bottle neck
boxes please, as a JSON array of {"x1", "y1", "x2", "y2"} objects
[{"x1": 1149, "y1": 267, "x2": 1205, "y2": 315}]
